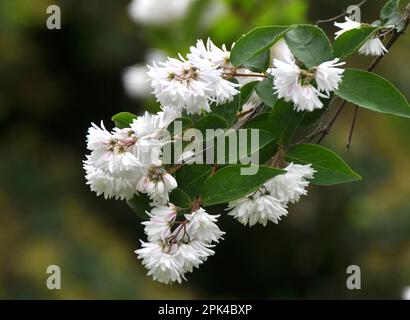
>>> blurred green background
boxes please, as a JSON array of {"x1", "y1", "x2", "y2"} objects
[{"x1": 1, "y1": 0, "x2": 410, "y2": 299}]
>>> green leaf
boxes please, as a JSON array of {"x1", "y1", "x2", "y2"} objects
[
  {"x1": 230, "y1": 25, "x2": 291, "y2": 67},
  {"x1": 255, "y1": 76, "x2": 278, "y2": 107},
  {"x1": 167, "y1": 117, "x2": 193, "y2": 136},
  {"x1": 240, "y1": 81, "x2": 259, "y2": 106},
  {"x1": 111, "y1": 112, "x2": 137, "y2": 129},
  {"x1": 200, "y1": 165, "x2": 285, "y2": 206},
  {"x1": 193, "y1": 114, "x2": 228, "y2": 132},
  {"x1": 336, "y1": 69, "x2": 410, "y2": 118},
  {"x1": 285, "y1": 25, "x2": 333, "y2": 68},
  {"x1": 212, "y1": 93, "x2": 241, "y2": 126},
  {"x1": 333, "y1": 26, "x2": 379, "y2": 59},
  {"x1": 169, "y1": 188, "x2": 192, "y2": 208},
  {"x1": 285, "y1": 144, "x2": 361, "y2": 185},
  {"x1": 380, "y1": 0, "x2": 400, "y2": 21},
  {"x1": 267, "y1": 100, "x2": 304, "y2": 145},
  {"x1": 241, "y1": 50, "x2": 271, "y2": 72},
  {"x1": 175, "y1": 164, "x2": 212, "y2": 198},
  {"x1": 126, "y1": 194, "x2": 151, "y2": 219},
  {"x1": 241, "y1": 118, "x2": 279, "y2": 163}
]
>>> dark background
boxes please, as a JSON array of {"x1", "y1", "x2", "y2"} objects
[{"x1": 0, "y1": 0, "x2": 409, "y2": 299}]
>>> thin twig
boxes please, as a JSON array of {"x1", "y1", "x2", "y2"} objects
[
  {"x1": 316, "y1": 0, "x2": 368, "y2": 24},
  {"x1": 346, "y1": 106, "x2": 359, "y2": 151},
  {"x1": 316, "y1": 100, "x2": 348, "y2": 144}
]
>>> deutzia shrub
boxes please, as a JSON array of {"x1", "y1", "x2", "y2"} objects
[{"x1": 84, "y1": 0, "x2": 410, "y2": 284}]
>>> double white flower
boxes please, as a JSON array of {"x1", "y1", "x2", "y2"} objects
[
  {"x1": 271, "y1": 52, "x2": 345, "y2": 112},
  {"x1": 147, "y1": 39, "x2": 239, "y2": 114},
  {"x1": 228, "y1": 163, "x2": 316, "y2": 227},
  {"x1": 136, "y1": 205, "x2": 224, "y2": 284},
  {"x1": 83, "y1": 107, "x2": 180, "y2": 201}
]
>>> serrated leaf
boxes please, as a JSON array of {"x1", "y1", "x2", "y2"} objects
[
  {"x1": 255, "y1": 76, "x2": 278, "y2": 107},
  {"x1": 285, "y1": 25, "x2": 333, "y2": 68},
  {"x1": 175, "y1": 164, "x2": 212, "y2": 198},
  {"x1": 126, "y1": 194, "x2": 151, "y2": 219},
  {"x1": 333, "y1": 26, "x2": 379, "y2": 59},
  {"x1": 111, "y1": 112, "x2": 137, "y2": 129},
  {"x1": 200, "y1": 165, "x2": 285, "y2": 206},
  {"x1": 285, "y1": 144, "x2": 361, "y2": 185},
  {"x1": 231, "y1": 25, "x2": 291, "y2": 67},
  {"x1": 336, "y1": 69, "x2": 410, "y2": 118}
]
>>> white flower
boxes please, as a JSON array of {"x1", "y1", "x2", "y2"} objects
[
  {"x1": 270, "y1": 39, "x2": 294, "y2": 63},
  {"x1": 83, "y1": 122, "x2": 143, "y2": 200},
  {"x1": 83, "y1": 163, "x2": 140, "y2": 200},
  {"x1": 265, "y1": 163, "x2": 316, "y2": 204},
  {"x1": 148, "y1": 46, "x2": 239, "y2": 114},
  {"x1": 142, "y1": 205, "x2": 177, "y2": 241},
  {"x1": 122, "y1": 65, "x2": 151, "y2": 99},
  {"x1": 175, "y1": 240, "x2": 214, "y2": 273},
  {"x1": 334, "y1": 17, "x2": 388, "y2": 57},
  {"x1": 271, "y1": 57, "x2": 301, "y2": 103},
  {"x1": 86, "y1": 121, "x2": 113, "y2": 152},
  {"x1": 227, "y1": 196, "x2": 258, "y2": 226},
  {"x1": 314, "y1": 58, "x2": 345, "y2": 95},
  {"x1": 135, "y1": 241, "x2": 184, "y2": 284},
  {"x1": 271, "y1": 57, "x2": 330, "y2": 112},
  {"x1": 293, "y1": 84, "x2": 326, "y2": 112},
  {"x1": 84, "y1": 108, "x2": 180, "y2": 200},
  {"x1": 185, "y1": 208, "x2": 225, "y2": 243},
  {"x1": 358, "y1": 38, "x2": 388, "y2": 56},
  {"x1": 128, "y1": 0, "x2": 193, "y2": 26},
  {"x1": 334, "y1": 17, "x2": 362, "y2": 38},
  {"x1": 123, "y1": 50, "x2": 167, "y2": 99},
  {"x1": 137, "y1": 166, "x2": 177, "y2": 203},
  {"x1": 228, "y1": 192, "x2": 288, "y2": 227},
  {"x1": 148, "y1": 57, "x2": 217, "y2": 114},
  {"x1": 188, "y1": 38, "x2": 230, "y2": 67}
]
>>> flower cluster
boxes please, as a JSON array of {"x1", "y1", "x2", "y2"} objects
[
  {"x1": 85, "y1": 37, "x2": 321, "y2": 285},
  {"x1": 83, "y1": 107, "x2": 180, "y2": 202},
  {"x1": 136, "y1": 205, "x2": 224, "y2": 284},
  {"x1": 228, "y1": 164, "x2": 316, "y2": 226},
  {"x1": 147, "y1": 39, "x2": 240, "y2": 114},
  {"x1": 270, "y1": 48, "x2": 345, "y2": 112}
]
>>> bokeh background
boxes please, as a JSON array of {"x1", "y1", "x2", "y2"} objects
[{"x1": 1, "y1": 0, "x2": 409, "y2": 299}]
